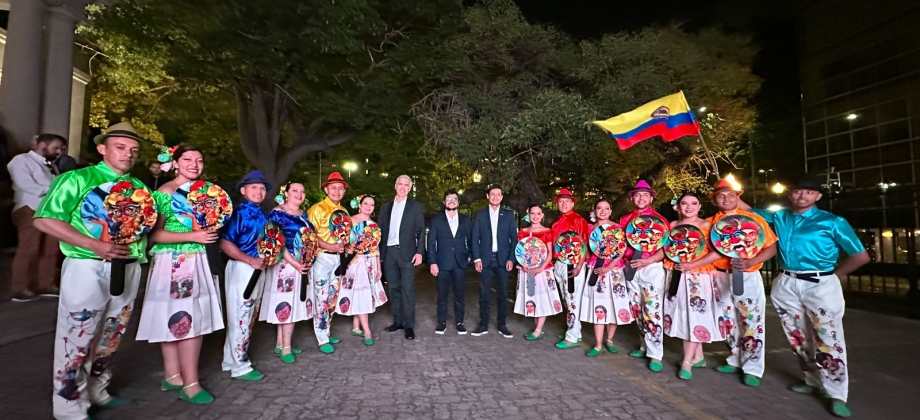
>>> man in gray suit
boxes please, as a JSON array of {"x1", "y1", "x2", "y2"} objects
[{"x1": 378, "y1": 175, "x2": 426, "y2": 340}]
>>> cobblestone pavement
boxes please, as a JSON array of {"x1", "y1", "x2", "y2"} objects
[{"x1": 2, "y1": 268, "x2": 917, "y2": 419}]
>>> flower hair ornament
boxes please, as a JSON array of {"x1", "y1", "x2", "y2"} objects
[
  {"x1": 156, "y1": 145, "x2": 180, "y2": 171},
  {"x1": 275, "y1": 183, "x2": 290, "y2": 205},
  {"x1": 590, "y1": 211, "x2": 597, "y2": 223},
  {"x1": 523, "y1": 214, "x2": 531, "y2": 223},
  {"x1": 349, "y1": 194, "x2": 373, "y2": 210}
]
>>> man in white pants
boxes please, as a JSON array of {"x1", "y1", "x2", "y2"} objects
[
  {"x1": 33, "y1": 123, "x2": 152, "y2": 420},
  {"x1": 219, "y1": 171, "x2": 271, "y2": 381},
  {"x1": 619, "y1": 180, "x2": 667, "y2": 372},
  {"x1": 741, "y1": 174, "x2": 868, "y2": 418},
  {"x1": 549, "y1": 189, "x2": 589, "y2": 349},
  {"x1": 707, "y1": 178, "x2": 777, "y2": 388},
  {"x1": 306, "y1": 172, "x2": 350, "y2": 354}
]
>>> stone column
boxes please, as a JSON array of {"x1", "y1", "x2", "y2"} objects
[
  {"x1": 0, "y1": 0, "x2": 46, "y2": 154},
  {"x1": 40, "y1": 5, "x2": 80, "y2": 143}
]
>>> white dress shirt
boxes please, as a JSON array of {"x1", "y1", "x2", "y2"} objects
[
  {"x1": 446, "y1": 210, "x2": 459, "y2": 237},
  {"x1": 489, "y1": 206, "x2": 500, "y2": 252},
  {"x1": 387, "y1": 197, "x2": 407, "y2": 246},
  {"x1": 7, "y1": 150, "x2": 57, "y2": 211}
]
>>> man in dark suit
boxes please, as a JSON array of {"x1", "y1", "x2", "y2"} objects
[
  {"x1": 427, "y1": 189, "x2": 473, "y2": 335},
  {"x1": 471, "y1": 185, "x2": 517, "y2": 338},
  {"x1": 378, "y1": 174, "x2": 426, "y2": 340}
]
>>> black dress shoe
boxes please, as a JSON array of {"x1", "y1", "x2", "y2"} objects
[
  {"x1": 435, "y1": 323, "x2": 447, "y2": 334},
  {"x1": 405, "y1": 328, "x2": 415, "y2": 340},
  {"x1": 385, "y1": 324, "x2": 404, "y2": 332}
]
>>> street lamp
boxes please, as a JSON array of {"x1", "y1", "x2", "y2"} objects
[
  {"x1": 472, "y1": 171, "x2": 482, "y2": 183},
  {"x1": 846, "y1": 113, "x2": 858, "y2": 121},
  {"x1": 343, "y1": 162, "x2": 357, "y2": 178},
  {"x1": 771, "y1": 182, "x2": 786, "y2": 195},
  {"x1": 725, "y1": 174, "x2": 743, "y2": 191},
  {"x1": 699, "y1": 106, "x2": 707, "y2": 113}
]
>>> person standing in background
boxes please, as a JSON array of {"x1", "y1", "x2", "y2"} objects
[
  {"x1": 428, "y1": 189, "x2": 473, "y2": 335},
  {"x1": 470, "y1": 185, "x2": 517, "y2": 338}
]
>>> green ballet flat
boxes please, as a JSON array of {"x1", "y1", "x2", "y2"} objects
[
  {"x1": 691, "y1": 358, "x2": 707, "y2": 368},
  {"x1": 329, "y1": 336, "x2": 341, "y2": 344},
  {"x1": 178, "y1": 384, "x2": 214, "y2": 405},
  {"x1": 279, "y1": 352, "x2": 295, "y2": 364},
  {"x1": 585, "y1": 347, "x2": 602, "y2": 357},
  {"x1": 556, "y1": 333, "x2": 581, "y2": 342},
  {"x1": 525, "y1": 331, "x2": 545, "y2": 340},
  {"x1": 830, "y1": 399, "x2": 851, "y2": 418},
  {"x1": 274, "y1": 346, "x2": 303, "y2": 355},
  {"x1": 319, "y1": 343, "x2": 335, "y2": 354},
  {"x1": 715, "y1": 364, "x2": 739, "y2": 374},
  {"x1": 678, "y1": 369, "x2": 693, "y2": 380},
  {"x1": 628, "y1": 350, "x2": 645, "y2": 358},
  {"x1": 233, "y1": 370, "x2": 264, "y2": 381},
  {"x1": 555, "y1": 340, "x2": 579, "y2": 349},
  {"x1": 351, "y1": 328, "x2": 364, "y2": 337},
  {"x1": 648, "y1": 360, "x2": 663, "y2": 372},
  {"x1": 604, "y1": 340, "x2": 618, "y2": 354},
  {"x1": 743, "y1": 374, "x2": 761, "y2": 387},
  {"x1": 160, "y1": 376, "x2": 183, "y2": 391},
  {"x1": 364, "y1": 338, "x2": 374, "y2": 346}
]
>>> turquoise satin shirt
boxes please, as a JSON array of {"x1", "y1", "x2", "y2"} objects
[{"x1": 753, "y1": 207, "x2": 865, "y2": 272}]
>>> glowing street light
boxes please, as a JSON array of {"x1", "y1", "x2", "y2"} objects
[
  {"x1": 725, "y1": 174, "x2": 743, "y2": 191},
  {"x1": 846, "y1": 113, "x2": 858, "y2": 121},
  {"x1": 771, "y1": 182, "x2": 786, "y2": 194},
  {"x1": 699, "y1": 106, "x2": 707, "y2": 113},
  {"x1": 343, "y1": 162, "x2": 357, "y2": 178},
  {"x1": 767, "y1": 204, "x2": 784, "y2": 212}
]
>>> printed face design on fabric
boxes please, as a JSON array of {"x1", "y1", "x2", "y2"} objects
[
  {"x1": 91, "y1": 305, "x2": 132, "y2": 376},
  {"x1": 173, "y1": 180, "x2": 232, "y2": 231},
  {"x1": 275, "y1": 302, "x2": 292, "y2": 323},
  {"x1": 595, "y1": 305, "x2": 607, "y2": 321},
  {"x1": 525, "y1": 300, "x2": 536, "y2": 315},
  {"x1": 168, "y1": 310, "x2": 193, "y2": 340},
  {"x1": 329, "y1": 210, "x2": 353, "y2": 244},
  {"x1": 626, "y1": 215, "x2": 668, "y2": 253},
  {"x1": 618, "y1": 309, "x2": 631, "y2": 323},
  {"x1": 711, "y1": 215, "x2": 766, "y2": 259},
  {"x1": 170, "y1": 253, "x2": 195, "y2": 299},
  {"x1": 278, "y1": 267, "x2": 296, "y2": 292},
  {"x1": 590, "y1": 225, "x2": 626, "y2": 259},
  {"x1": 82, "y1": 181, "x2": 157, "y2": 244},
  {"x1": 663, "y1": 314, "x2": 672, "y2": 333},
  {"x1": 664, "y1": 225, "x2": 706, "y2": 263},
  {"x1": 554, "y1": 231, "x2": 587, "y2": 265},
  {"x1": 257, "y1": 221, "x2": 285, "y2": 266},
  {"x1": 516, "y1": 237, "x2": 548, "y2": 269},
  {"x1": 305, "y1": 299, "x2": 314, "y2": 317},
  {"x1": 378, "y1": 290, "x2": 388, "y2": 304}
]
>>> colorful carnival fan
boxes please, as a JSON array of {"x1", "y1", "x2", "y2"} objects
[
  {"x1": 625, "y1": 214, "x2": 668, "y2": 254},
  {"x1": 587, "y1": 224, "x2": 626, "y2": 287},
  {"x1": 172, "y1": 180, "x2": 232, "y2": 232},
  {"x1": 554, "y1": 231, "x2": 587, "y2": 293},
  {"x1": 298, "y1": 225, "x2": 318, "y2": 267},
  {"x1": 516, "y1": 236, "x2": 548, "y2": 297},
  {"x1": 81, "y1": 181, "x2": 157, "y2": 296},
  {"x1": 351, "y1": 221, "x2": 382, "y2": 255},
  {"x1": 329, "y1": 210, "x2": 353, "y2": 244},
  {"x1": 664, "y1": 224, "x2": 707, "y2": 263},
  {"x1": 243, "y1": 221, "x2": 286, "y2": 299},
  {"x1": 710, "y1": 214, "x2": 767, "y2": 296}
]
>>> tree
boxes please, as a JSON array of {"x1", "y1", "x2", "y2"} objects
[{"x1": 412, "y1": 0, "x2": 761, "y2": 213}]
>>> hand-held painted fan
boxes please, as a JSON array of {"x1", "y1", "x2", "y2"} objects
[
  {"x1": 243, "y1": 221, "x2": 286, "y2": 299},
  {"x1": 663, "y1": 224, "x2": 706, "y2": 297},
  {"x1": 81, "y1": 181, "x2": 157, "y2": 296},
  {"x1": 624, "y1": 214, "x2": 668, "y2": 281},
  {"x1": 299, "y1": 224, "x2": 318, "y2": 302},
  {"x1": 710, "y1": 214, "x2": 767, "y2": 296},
  {"x1": 587, "y1": 224, "x2": 626, "y2": 287},
  {"x1": 329, "y1": 209, "x2": 353, "y2": 276},
  {"x1": 172, "y1": 180, "x2": 233, "y2": 232},
  {"x1": 554, "y1": 231, "x2": 587, "y2": 293},
  {"x1": 516, "y1": 236, "x2": 548, "y2": 297}
]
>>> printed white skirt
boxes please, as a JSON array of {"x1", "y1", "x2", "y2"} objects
[
  {"x1": 336, "y1": 255, "x2": 387, "y2": 316},
  {"x1": 260, "y1": 261, "x2": 313, "y2": 324},
  {"x1": 513, "y1": 268, "x2": 563, "y2": 317},
  {"x1": 664, "y1": 270, "x2": 724, "y2": 343},
  {"x1": 137, "y1": 251, "x2": 224, "y2": 342},
  {"x1": 578, "y1": 268, "x2": 634, "y2": 325}
]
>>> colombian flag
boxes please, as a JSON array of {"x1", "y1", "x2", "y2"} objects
[{"x1": 592, "y1": 91, "x2": 701, "y2": 150}]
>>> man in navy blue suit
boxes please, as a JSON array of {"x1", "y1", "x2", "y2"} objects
[
  {"x1": 427, "y1": 189, "x2": 473, "y2": 335},
  {"x1": 471, "y1": 185, "x2": 517, "y2": 338}
]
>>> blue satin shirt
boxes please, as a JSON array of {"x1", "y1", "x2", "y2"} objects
[
  {"x1": 269, "y1": 209, "x2": 314, "y2": 258},
  {"x1": 754, "y1": 206, "x2": 865, "y2": 272},
  {"x1": 221, "y1": 200, "x2": 267, "y2": 258}
]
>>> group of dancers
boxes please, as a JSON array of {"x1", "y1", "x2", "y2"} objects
[{"x1": 35, "y1": 122, "x2": 867, "y2": 420}]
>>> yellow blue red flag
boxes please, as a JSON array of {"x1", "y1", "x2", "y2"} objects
[{"x1": 592, "y1": 91, "x2": 701, "y2": 150}]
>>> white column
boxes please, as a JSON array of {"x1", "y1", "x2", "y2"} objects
[
  {"x1": 40, "y1": 5, "x2": 80, "y2": 142},
  {"x1": 0, "y1": 0, "x2": 46, "y2": 153}
]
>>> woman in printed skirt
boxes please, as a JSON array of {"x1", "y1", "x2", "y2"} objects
[
  {"x1": 336, "y1": 194, "x2": 387, "y2": 346},
  {"x1": 513, "y1": 205, "x2": 561, "y2": 340},
  {"x1": 580, "y1": 200, "x2": 633, "y2": 357},
  {"x1": 261, "y1": 182, "x2": 315, "y2": 363},
  {"x1": 660, "y1": 191, "x2": 724, "y2": 379},
  {"x1": 137, "y1": 146, "x2": 227, "y2": 404}
]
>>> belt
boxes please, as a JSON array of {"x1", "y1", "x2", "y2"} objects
[
  {"x1": 388, "y1": 245, "x2": 401, "y2": 249},
  {"x1": 91, "y1": 258, "x2": 138, "y2": 264},
  {"x1": 715, "y1": 267, "x2": 729, "y2": 273},
  {"x1": 782, "y1": 270, "x2": 834, "y2": 283}
]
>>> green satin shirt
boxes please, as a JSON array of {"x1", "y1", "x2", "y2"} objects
[
  {"x1": 754, "y1": 206, "x2": 865, "y2": 272},
  {"x1": 33, "y1": 162, "x2": 151, "y2": 262},
  {"x1": 149, "y1": 191, "x2": 205, "y2": 255}
]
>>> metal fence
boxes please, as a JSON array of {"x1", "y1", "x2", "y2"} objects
[{"x1": 758, "y1": 255, "x2": 916, "y2": 298}]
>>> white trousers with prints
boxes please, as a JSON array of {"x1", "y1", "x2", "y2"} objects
[
  {"x1": 311, "y1": 253, "x2": 341, "y2": 346},
  {"x1": 221, "y1": 259, "x2": 265, "y2": 377},
  {"x1": 554, "y1": 262, "x2": 586, "y2": 343},
  {"x1": 716, "y1": 271, "x2": 767, "y2": 377},
  {"x1": 53, "y1": 258, "x2": 140, "y2": 420},
  {"x1": 633, "y1": 262, "x2": 665, "y2": 360},
  {"x1": 771, "y1": 273, "x2": 848, "y2": 401}
]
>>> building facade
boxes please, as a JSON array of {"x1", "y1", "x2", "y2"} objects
[{"x1": 797, "y1": 0, "x2": 920, "y2": 269}]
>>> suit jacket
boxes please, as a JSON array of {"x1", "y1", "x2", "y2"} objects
[
  {"x1": 471, "y1": 206, "x2": 517, "y2": 265},
  {"x1": 427, "y1": 211, "x2": 472, "y2": 271},
  {"x1": 379, "y1": 198, "x2": 426, "y2": 261}
]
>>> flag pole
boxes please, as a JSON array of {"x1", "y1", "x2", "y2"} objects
[{"x1": 696, "y1": 130, "x2": 720, "y2": 179}]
